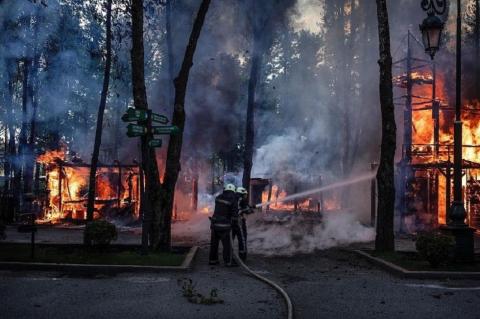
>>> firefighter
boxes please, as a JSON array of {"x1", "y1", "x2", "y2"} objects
[
  {"x1": 209, "y1": 183, "x2": 238, "y2": 266},
  {"x1": 234, "y1": 186, "x2": 254, "y2": 261}
]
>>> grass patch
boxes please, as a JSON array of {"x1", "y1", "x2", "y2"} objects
[
  {"x1": 368, "y1": 250, "x2": 480, "y2": 272},
  {"x1": 0, "y1": 243, "x2": 186, "y2": 267}
]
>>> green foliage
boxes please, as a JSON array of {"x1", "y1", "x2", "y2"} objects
[
  {"x1": 178, "y1": 278, "x2": 223, "y2": 305},
  {"x1": 84, "y1": 220, "x2": 117, "y2": 247},
  {"x1": 415, "y1": 231, "x2": 454, "y2": 268}
]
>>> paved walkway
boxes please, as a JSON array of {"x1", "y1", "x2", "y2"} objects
[
  {"x1": 2, "y1": 226, "x2": 480, "y2": 319},
  {"x1": 0, "y1": 248, "x2": 284, "y2": 319},
  {"x1": 247, "y1": 248, "x2": 480, "y2": 319},
  {"x1": 3, "y1": 245, "x2": 478, "y2": 319}
]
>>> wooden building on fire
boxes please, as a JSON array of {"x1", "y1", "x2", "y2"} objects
[{"x1": 394, "y1": 31, "x2": 480, "y2": 233}]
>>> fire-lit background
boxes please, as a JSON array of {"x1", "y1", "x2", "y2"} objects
[{"x1": 0, "y1": 1, "x2": 479, "y2": 235}]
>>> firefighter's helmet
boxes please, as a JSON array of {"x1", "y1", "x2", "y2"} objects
[
  {"x1": 236, "y1": 187, "x2": 248, "y2": 195},
  {"x1": 224, "y1": 183, "x2": 236, "y2": 192}
]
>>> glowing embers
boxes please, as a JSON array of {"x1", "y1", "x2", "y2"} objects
[
  {"x1": 393, "y1": 71, "x2": 434, "y2": 88},
  {"x1": 260, "y1": 183, "x2": 339, "y2": 213},
  {"x1": 38, "y1": 150, "x2": 141, "y2": 222}
]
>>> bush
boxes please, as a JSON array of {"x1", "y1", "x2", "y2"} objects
[
  {"x1": 84, "y1": 220, "x2": 117, "y2": 247},
  {"x1": 415, "y1": 231, "x2": 454, "y2": 268}
]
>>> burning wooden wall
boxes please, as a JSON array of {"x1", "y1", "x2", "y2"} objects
[
  {"x1": 37, "y1": 150, "x2": 140, "y2": 222},
  {"x1": 395, "y1": 32, "x2": 480, "y2": 233}
]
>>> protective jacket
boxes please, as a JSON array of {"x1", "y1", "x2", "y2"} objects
[
  {"x1": 211, "y1": 190, "x2": 238, "y2": 230},
  {"x1": 238, "y1": 196, "x2": 253, "y2": 217}
]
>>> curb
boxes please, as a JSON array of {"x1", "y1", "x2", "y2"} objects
[
  {"x1": 0, "y1": 246, "x2": 199, "y2": 274},
  {"x1": 354, "y1": 250, "x2": 480, "y2": 280}
]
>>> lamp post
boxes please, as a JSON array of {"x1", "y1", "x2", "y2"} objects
[
  {"x1": 419, "y1": 0, "x2": 446, "y2": 59},
  {"x1": 420, "y1": 0, "x2": 475, "y2": 263}
]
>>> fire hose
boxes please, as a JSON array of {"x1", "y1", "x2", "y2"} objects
[{"x1": 229, "y1": 231, "x2": 294, "y2": 319}]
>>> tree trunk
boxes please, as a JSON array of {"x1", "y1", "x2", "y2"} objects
[
  {"x1": 19, "y1": 59, "x2": 30, "y2": 196},
  {"x1": 157, "y1": 0, "x2": 212, "y2": 250},
  {"x1": 23, "y1": 6, "x2": 42, "y2": 194},
  {"x1": 375, "y1": 0, "x2": 396, "y2": 252},
  {"x1": 166, "y1": 0, "x2": 175, "y2": 108},
  {"x1": 131, "y1": 0, "x2": 162, "y2": 251},
  {"x1": 338, "y1": 1, "x2": 348, "y2": 178},
  {"x1": 5, "y1": 66, "x2": 16, "y2": 192},
  {"x1": 475, "y1": 0, "x2": 480, "y2": 90},
  {"x1": 242, "y1": 39, "x2": 260, "y2": 189},
  {"x1": 85, "y1": 0, "x2": 113, "y2": 224}
]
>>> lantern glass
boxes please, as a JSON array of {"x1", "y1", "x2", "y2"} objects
[{"x1": 420, "y1": 15, "x2": 444, "y2": 59}]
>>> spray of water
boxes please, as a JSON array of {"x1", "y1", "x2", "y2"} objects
[{"x1": 255, "y1": 171, "x2": 376, "y2": 208}]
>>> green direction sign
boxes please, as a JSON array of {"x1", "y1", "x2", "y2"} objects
[
  {"x1": 151, "y1": 113, "x2": 169, "y2": 124},
  {"x1": 152, "y1": 125, "x2": 180, "y2": 135},
  {"x1": 148, "y1": 139, "x2": 163, "y2": 148},
  {"x1": 121, "y1": 108, "x2": 148, "y2": 122},
  {"x1": 126, "y1": 123, "x2": 147, "y2": 137}
]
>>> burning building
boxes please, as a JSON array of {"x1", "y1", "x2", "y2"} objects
[
  {"x1": 36, "y1": 149, "x2": 141, "y2": 223},
  {"x1": 395, "y1": 31, "x2": 480, "y2": 233}
]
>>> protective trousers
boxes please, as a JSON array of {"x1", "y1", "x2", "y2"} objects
[
  {"x1": 232, "y1": 218, "x2": 247, "y2": 261},
  {"x1": 209, "y1": 228, "x2": 232, "y2": 265}
]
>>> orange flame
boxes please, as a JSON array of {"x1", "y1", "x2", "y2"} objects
[{"x1": 38, "y1": 150, "x2": 140, "y2": 222}]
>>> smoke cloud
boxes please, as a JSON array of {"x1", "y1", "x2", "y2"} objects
[
  {"x1": 172, "y1": 210, "x2": 374, "y2": 256},
  {"x1": 247, "y1": 212, "x2": 375, "y2": 256}
]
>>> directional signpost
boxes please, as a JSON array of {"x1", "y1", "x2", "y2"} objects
[
  {"x1": 152, "y1": 125, "x2": 180, "y2": 135},
  {"x1": 121, "y1": 108, "x2": 178, "y2": 256},
  {"x1": 148, "y1": 139, "x2": 163, "y2": 148},
  {"x1": 151, "y1": 113, "x2": 169, "y2": 124},
  {"x1": 121, "y1": 108, "x2": 148, "y2": 122},
  {"x1": 121, "y1": 108, "x2": 179, "y2": 148},
  {"x1": 126, "y1": 123, "x2": 147, "y2": 137}
]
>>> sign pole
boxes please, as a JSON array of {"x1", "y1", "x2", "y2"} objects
[
  {"x1": 140, "y1": 110, "x2": 153, "y2": 255},
  {"x1": 120, "y1": 107, "x2": 175, "y2": 253}
]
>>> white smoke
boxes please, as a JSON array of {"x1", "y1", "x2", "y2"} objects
[
  {"x1": 172, "y1": 213, "x2": 211, "y2": 243},
  {"x1": 246, "y1": 212, "x2": 375, "y2": 256},
  {"x1": 172, "y1": 208, "x2": 375, "y2": 256}
]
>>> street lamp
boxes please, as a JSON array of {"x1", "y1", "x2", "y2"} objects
[
  {"x1": 420, "y1": 0, "x2": 475, "y2": 263},
  {"x1": 420, "y1": 14, "x2": 444, "y2": 59}
]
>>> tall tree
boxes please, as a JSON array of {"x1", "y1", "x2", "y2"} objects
[
  {"x1": 85, "y1": 0, "x2": 113, "y2": 223},
  {"x1": 242, "y1": 0, "x2": 295, "y2": 190},
  {"x1": 165, "y1": 0, "x2": 175, "y2": 108},
  {"x1": 23, "y1": 7, "x2": 42, "y2": 194},
  {"x1": 157, "y1": 0, "x2": 212, "y2": 250},
  {"x1": 242, "y1": 31, "x2": 260, "y2": 189},
  {"x1": 375, "y1": 0, "x2": 396, "y2": 252},
  {"x1": 131, "y1": 0, "x2": 162, "y2": 251},
  {"x1": 5, "y1": 64, "x2": 16, "y2": 193},
  {"x1": 465, "y1": 0, "x2": 480, "y2": 100},
  {"x1": 18, "y1": 59, "x2": 29, "y2": 195}
]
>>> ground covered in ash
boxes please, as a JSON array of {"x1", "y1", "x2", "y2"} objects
[
  {"x1": 173, "y1": 210, "x2": 375, "y2": 256},
  {"x1": 247, "y1": 211, "x2": 375, "y2": 256}
]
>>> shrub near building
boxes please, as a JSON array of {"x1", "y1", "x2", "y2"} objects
[
  {"x1": 415, "y1": 231, "x2": 454, "y2": 268},
  {"x1": 84, "y1": 220, "x2": 118, "y2": 247}
]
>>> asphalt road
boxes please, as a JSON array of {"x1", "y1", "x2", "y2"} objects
[
  {"x1": 0, "y1": 248, "x2": 283, "y2": 319},
  {"x1": 1, "y1": 238, "x2": 480, "y2": 318},
  {"x1": 248, "y1": 249, "x2": 480, "y2": 319}
]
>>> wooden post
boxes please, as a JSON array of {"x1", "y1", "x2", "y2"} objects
[
  {"x1": 117, "y1": 164, "x2": 122, "y2": 208},
  {"x1": 139, "y1": 166, "x2": 145, "y2": 220},
  {"x1": 266, "y1": 179, "x2": 272, "y2": 212},
  {"x1": 446, "y1": 160, "x2": 452, "y2": 222},
  {"x1": 371, "y1": 162, "x2": 378, "y2": 226},
  {"x1": 191, "y1": 176, "x2": 198, "y2": 212},
  {"x1": 293, "y1": 185, "x2": 298, "y2": 212},
  {"x1": 318, "y1": 175, "x2": 323, "y2": 214},
  {"x1": 58, "y1": 164, "x2": 63, "y2": 215}
]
